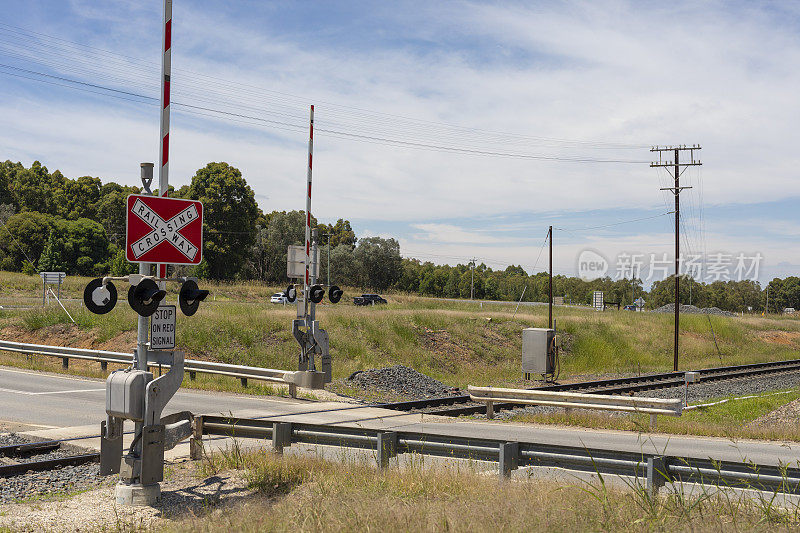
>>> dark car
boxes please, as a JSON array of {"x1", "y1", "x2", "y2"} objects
[
  {"x1": 623, "y1": 304, "x2": 636, "y2": 311},
  {"x1": 353, "y1": 294, "x2": 388, "y2": 306}
]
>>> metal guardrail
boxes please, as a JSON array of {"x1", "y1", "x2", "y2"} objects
[
  {"x1": 194, "y1": 415, "x2": 800, "y2": 495},
  {"x1": 0, "y1": 339, "x2": 298, "y2": 394},
  {"x1": 467, "y1": 385, "x2": 683, "y2": 427}
]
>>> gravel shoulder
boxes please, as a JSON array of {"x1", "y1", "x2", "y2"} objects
[{"x1": 0, "y1": 459, "x2": 253, "y2": 532}]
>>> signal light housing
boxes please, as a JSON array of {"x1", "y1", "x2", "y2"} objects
[
  {"x1": 128, "y1": 278, "x2": 167, "y2": 317},
  {"x1": 286, "y1": 285, "x2": 297, "y2": 303},
  {"x1": 309, "y1": 284, "x2": 325, "y2": 304},
  {"x1": 178, "y1": 279, "x2": 209, "y2": 317},
  {"x1": 84, "y1": 278, "x2": 118, "y2": 314},
  {"x1": 328, "y1": 285, "x2": 343, "y2": 304}
]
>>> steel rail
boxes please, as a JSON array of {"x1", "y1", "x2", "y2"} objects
[
  {"x1": 197, "y1": 415, "x2": 800, "y2": 494},
  {"x1": 376, "y1": 358, "x2": 800, "y2": 416},
  {"x1": 0, "y1": 452, "x2": 100, "y2": 478}
]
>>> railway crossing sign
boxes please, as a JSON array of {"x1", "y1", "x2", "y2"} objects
[{"x1": 125, "y1": 194, "x2": 204, "y2": 265}]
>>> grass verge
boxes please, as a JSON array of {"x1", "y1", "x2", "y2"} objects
[
  {"x1": 169, "y1": 449, "x2": 800, "y2": 532},
  {"x1": 502, "y1": 388, "x2": 800, "y2": 442}
]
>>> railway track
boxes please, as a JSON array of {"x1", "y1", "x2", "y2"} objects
[
  {"x1": 377, "y1": 358, "x2": 800, "y2": 417},
  {"x1": 0, "y1": 438, "x2": 100, "y2": 478}
]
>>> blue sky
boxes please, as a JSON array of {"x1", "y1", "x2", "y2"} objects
[{"x1": 1, "y1": 1, "x2": 799, "y2": 286}]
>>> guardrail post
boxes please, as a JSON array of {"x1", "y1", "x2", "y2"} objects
[
  {"x1": 62, "y1": 357, "x2": 69, "y2": 370},
  {"x1": 499, "y1": 442, "x2": 519, "y2": 479},
  {"x1": 486, "y1": 400, "x2": 494, "y2": 419},
  {"x1": 190, "y1": 415, "x2": 204, "y2": 460},
  {"x1": 273, "y1": 422, "x2": 292, "y2": 454},
  {"x1": 240, "y1": 377, "x2": 248, "y2": 388},
  {"x1": 189, "y1": 371, "x2": 196, "y2": 381},
  {"x1": 649, "y1": 413, "x2": 658, "y2": 430},
  {"x1": 377, "y1": 431, "x2": 398, "y2": 469},
  {"x1": 289, "y1": 383, "x2": 297, "y2": 398},
  {"x1": 647, "y1": 456, "x2": 669, "y2": 496},
  {"x1": 100, "y1": 361, "x2": 108, "y2": 371}
]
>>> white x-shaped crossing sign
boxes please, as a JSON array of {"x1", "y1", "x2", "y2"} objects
[{"x1": 129, "y1": 198, "x2": 199, "y2": 261}]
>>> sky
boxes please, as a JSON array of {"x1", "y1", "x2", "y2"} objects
[{"x1": 0, "y1": 1, "x2": 799, "y2": 287}]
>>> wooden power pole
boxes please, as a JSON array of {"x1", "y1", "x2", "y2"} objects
[
  {"x1": 651, "y1": 145, "x2": 702, "y2": 371},
  {"x1": 548, "y1": 226, "x2": 553, "y2": 329}
]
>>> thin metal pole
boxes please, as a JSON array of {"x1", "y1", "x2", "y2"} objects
[
  {"x1": 548, "y1": 225, "x2": 553, "y2": 329},
  {"x1": 674, "y1": 148, "x2": 680, "y2": 372},
  {"x1": 470, "y1": 257, "x2": 475, "y2": 301}
]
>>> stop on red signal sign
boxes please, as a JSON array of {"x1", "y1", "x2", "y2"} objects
[{"x1": 125, "y1": 194, "x2": 204, "y2": 265}]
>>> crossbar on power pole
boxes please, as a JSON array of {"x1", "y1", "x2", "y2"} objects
[{"x1": 651, "y1": 145, "x2": 702, "y2": 371}]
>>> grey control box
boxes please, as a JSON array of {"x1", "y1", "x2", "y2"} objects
[
  {"x1": 106, "y1": 369, "x2": 153, "y2": 421},
  {"x1": 522, "y1": 328, "x2": 555, "y2": 375}
]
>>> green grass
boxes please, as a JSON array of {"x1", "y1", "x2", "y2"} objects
[{"x1": 3, "y1": 270, "x2": 800, "y2": 395}]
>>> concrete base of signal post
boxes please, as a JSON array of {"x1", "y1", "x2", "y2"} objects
[{"x1": 115, "y1": 481, "x2": 162, "y2": 506}]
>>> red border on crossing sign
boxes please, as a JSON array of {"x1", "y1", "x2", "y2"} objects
[{"x1": 125, "y1": 194, "x2": 204, "y2": 265}]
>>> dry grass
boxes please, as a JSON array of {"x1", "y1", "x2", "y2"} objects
[{"x1": 167, "y1": 450, "x2": 800, "y2": 532}]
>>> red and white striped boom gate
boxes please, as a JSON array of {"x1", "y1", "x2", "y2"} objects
[{"x1": 157, "y1": 0, "x2": 172, "y2": 279}]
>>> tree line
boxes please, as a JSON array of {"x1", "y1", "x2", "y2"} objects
[{"x1": 0, "y1": 159, "x2": 794, "y2": 313}]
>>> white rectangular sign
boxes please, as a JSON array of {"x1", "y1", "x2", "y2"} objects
[
  {"x1": 150, "y1": 305, "x2": 176, "y2": 350},
  {"x1": 287, "y1": 244, "x2": 320, "y2": 279},
  {"x1": 593, "y1": 291, "x2": 604, "y2": 311}
]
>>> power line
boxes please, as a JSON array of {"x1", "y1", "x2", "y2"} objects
[
  {"x1": 0, "y1": 22, "x2": 651, "y2": 151},
  {"x1": 0, "y1": 63, "x2": 650, "y2": 163}
]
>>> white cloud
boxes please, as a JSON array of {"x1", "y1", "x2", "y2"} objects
[{"x1": 2, "y1": 1, "x2": 800, "y2": 273}]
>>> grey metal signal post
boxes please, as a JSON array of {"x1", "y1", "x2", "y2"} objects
[
  {"x1": 96, "y1": 163, "x2": 196, "y2": 507},
  {"x1": 290, "y1": 229, "x2": 331, "y2": 389}
]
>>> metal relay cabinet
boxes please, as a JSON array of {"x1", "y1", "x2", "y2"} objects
[{"x1": 522, "y1": 328, "x2": 555, "y2": 376}]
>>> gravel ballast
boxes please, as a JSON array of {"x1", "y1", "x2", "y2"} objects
[
  {"x1": 653, "y1": 303, "x2": 737, "y2": 317},
  {"x1": 492, "y1": 370, "x2": 800, "y2": 420},
  {"x1": 347, "y1": 365, "x2": 457, "y2": 399},
  {"x1": 0, "y1": 433, "x2": 106, "y2": 503}
]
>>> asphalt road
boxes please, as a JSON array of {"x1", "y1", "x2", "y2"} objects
[
  {"x1": 3, "y1": 365, "x2": 800, "y2": 467},
  {"x1": 0, "y1": 365, "x2": 286, "y2": 428}
]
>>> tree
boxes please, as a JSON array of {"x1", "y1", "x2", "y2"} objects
[
  {"x1": 96, "y1": 182, "x2": 139, "y2": 246},
  {"x1": 353, "y1": 236, "x2": 402, "y2": 291},
  {"x1": 246, "y1": 210, "x2": 319, "y2": 282},
  {"x1": 318, "y1": 219, "x2": 357, "y2": 248},
  {"x1": 329, "y1": 244, "x2": 362, "y2": 286},
  {"x1": 186, "y1": 162, "x2": 259, "y2": 279},
  {"x1": 0, "y1": 211, "x2": 51, "y2": 272},
  {"x1": 109, "y1": 248, "x2": 138, "y2": 276},
  {"x1": 44, "y1": 218, "x2": 111, "y2": 275}
]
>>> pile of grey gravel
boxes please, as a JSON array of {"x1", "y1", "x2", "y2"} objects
[
  {"x1": 348, "y1": 365, "x2": 457, "y2": 399},
  {"x1": 0, "y1": 433, "x2": 105, "y2": 503},
  {"x1": 653, "y1": 303, "x2": 736, "y2": 317}
]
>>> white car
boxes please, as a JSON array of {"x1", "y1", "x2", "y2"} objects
[{"x1": 270, "y1": 292, "x2": 287, "y2": 304}]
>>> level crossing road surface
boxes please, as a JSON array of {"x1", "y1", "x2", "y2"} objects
[{"x1": 2, "y1": 365, "x2": 800, "y2": 467}]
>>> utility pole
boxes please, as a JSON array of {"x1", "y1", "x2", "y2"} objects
[
  {"x1": 470, "y1": 257, "x2": 476, "y2": 301},
  {"x1": 651, "y1": 145, "x2": 702, "y2": 371},
  {"x1": 323, "y1": 232, "x2": 332, "y2": 287},
  {"x1": 548, "y1": 225, "x2": 553, "y2": 329}
]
